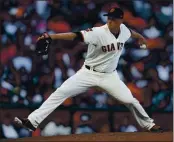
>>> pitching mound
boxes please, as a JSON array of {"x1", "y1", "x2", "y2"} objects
[{"x1": 1, "y1": 132, "x2": 172, "y2": 142}]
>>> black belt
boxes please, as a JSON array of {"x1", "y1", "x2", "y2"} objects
[
  {"x1": 85, "y1": 65, "x2": 106, "y2": 73},
  {"x1": 85, "y1": 65, "x2": 116, "y2": 73}
]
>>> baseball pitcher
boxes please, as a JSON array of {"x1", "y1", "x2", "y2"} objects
[{"x1": 14, "y1": 8, "x2": 163, "y2": 132}]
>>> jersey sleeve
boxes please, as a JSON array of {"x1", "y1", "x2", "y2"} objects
[
  {"x1": 80, "y1": 28, "x2": 98, "y2": 44},
  {"x1": 120, "y1": 24, "x2": 131, "y2": 42}
]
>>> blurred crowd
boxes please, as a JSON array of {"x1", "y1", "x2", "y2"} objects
[
  {"x1": 0, "y1": 0, "x2": 173, "y2": 138},
  {"x1": 0, "y1": 111, "x2": 139, "y2": 139}
]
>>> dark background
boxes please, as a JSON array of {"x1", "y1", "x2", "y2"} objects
[{"x1": 0, "y1": 0, "x2": 173, "y2": 139}]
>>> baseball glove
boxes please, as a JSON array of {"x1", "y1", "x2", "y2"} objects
[{"x1": 36, "y1": 32, "x2": 52, "y2": 55}]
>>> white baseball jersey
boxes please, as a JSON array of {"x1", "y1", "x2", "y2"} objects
[{"x1": 80, "y1": 24, "x2": 131, "y2": 73}]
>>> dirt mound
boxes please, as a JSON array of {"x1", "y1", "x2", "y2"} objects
[{"x1": 1, "y1": 132, "x2": 172, "y2": 142}]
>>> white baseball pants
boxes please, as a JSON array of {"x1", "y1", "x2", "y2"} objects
[{"x1": 28, "y1": 66, "x2": 155, "y2": 130}]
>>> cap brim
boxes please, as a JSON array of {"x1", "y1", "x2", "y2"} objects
[
  {"x1": 103, "y1": 13, "x2": 109, "y2": 16},
  {"x1": 103, "y1": 14, "x2": 123, "y2": 19},
  {"x1": 103, "y1": 13, "x2": 115, "y2": 17}
]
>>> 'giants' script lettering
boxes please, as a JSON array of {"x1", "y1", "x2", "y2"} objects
[{"x1": 101, "y1": 42, "x2": 123, "y2": 52}]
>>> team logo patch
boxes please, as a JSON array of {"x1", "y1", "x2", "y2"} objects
[{"x1": 110, "y1": 8, "x2": 115, "y2": 13}]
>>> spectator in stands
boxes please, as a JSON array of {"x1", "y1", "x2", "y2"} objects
[
  {"x1": 119, "y1": 116, "x2": 138, "y2": 132},
  {"x1": 41, "y1": 121, "x2": 71, "y2": 136},
  {"x1": 0, "y1": 114, "x2": 19, "y2": 139},
  {"x1": 75, "y1": 113, "x2": 95, "y2": 134}
]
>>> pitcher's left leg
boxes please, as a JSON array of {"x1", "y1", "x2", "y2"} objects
[{"x1": 99, "y1": 71, "x2": 155, "y2": 130}]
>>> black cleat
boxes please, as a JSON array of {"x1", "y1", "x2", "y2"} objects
[
  {"x1": 14, "y1": 117, "x2": 36, "y2": 132},
  {"x1": 149, "y1": 125, "x2": 163, "y2": 133}
]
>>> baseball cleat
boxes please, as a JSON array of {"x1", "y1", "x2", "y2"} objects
[
  {"x1": 149, "y1": 125, "x2": 163, "y2": 133},
  {"x1": 14, "y1": 117, "x2": 36, "y2": 132}
]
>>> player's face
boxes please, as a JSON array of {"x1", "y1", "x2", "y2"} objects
[{"x1": 107, "y1": 17, "x2": 123, "y2": 31}]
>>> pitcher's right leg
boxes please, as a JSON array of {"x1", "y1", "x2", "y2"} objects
[{"x1": 99, "y1": 71, "x2": 156, "y2": 131}]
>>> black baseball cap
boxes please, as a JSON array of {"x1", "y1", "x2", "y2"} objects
[{"x1": 103, "y1": 7, "x2": 124, "y2": 19}]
